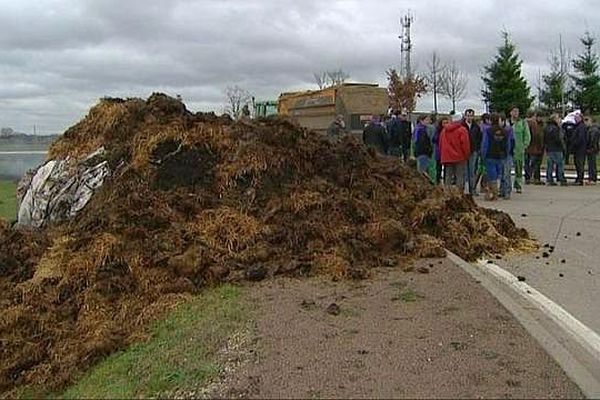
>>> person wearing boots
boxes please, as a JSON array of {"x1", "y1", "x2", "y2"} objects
[
  {"x1": 481, "y1": 113, "x2": 510, "y2": 201},
  {"x1": 507, "y1": 106, "x2": 531, "y2": 194}
]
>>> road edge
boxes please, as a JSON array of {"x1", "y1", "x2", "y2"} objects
[{"x1": 447, "y1": 251, "x2": 600, "y2": 399}]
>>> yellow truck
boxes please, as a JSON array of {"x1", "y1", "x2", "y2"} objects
[{"x1": 278, "y1": 83, "x2": 389, "y2": 135}]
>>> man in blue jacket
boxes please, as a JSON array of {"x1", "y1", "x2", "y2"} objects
[{"x1": 481, "y1": 113, "x2": 511, "y2": 201}]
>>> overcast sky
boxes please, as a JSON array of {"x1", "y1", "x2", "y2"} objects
[{"x1": 0, "y1": 0, "x2": 598, "y2": 134}]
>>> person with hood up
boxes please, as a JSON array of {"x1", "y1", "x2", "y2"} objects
[
  {"x1": 413, "y1": 114, "x2": 433, "y2": 176},
  {"x1": 362, "y1": 114, "x2": 389, "y2": 154},
  {"x1": 572, "y1": 111, "x2": 588, "y2": 185},
  {"x1": 544, "y1": 113, "x2": 567, "y2": 186},
  {"x1": 440, "y1": 113, "x2": 470, "y2": 191},
  {"x1": 506, "y1": 106, "x2": 531, "y2": 193},
  {"x1": 481, "y1": 113, "x2": 511, "y2": 201}
]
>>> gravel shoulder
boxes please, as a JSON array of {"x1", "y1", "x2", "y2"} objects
[{"x1": 208, "y1": 257, "x2": 583, "y2": 399}]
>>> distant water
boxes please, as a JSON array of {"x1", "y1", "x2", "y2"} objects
[{"x1": 0, "y1": 152, "x2": 47, "y2": 180}]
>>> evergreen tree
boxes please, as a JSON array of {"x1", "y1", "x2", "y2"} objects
[
  {"x1": 540, "y1": 54, "x2": 567, "y2": 113},
  {"x1": 481, "y1": 31, "x2": 533, "y2": 114},
  {"x1": 571, "y1": 32, "x2": 600, "y2": 114}
]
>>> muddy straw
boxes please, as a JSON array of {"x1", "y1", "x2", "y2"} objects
[{"x1": 0, "y1": 94, "x2": 534, "y2": 396}]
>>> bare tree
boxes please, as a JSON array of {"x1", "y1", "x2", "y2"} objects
[
  {"x1": 558, "y1": 34, "x2": 571, "y2": 116},
  {"x1": 426, "y1": 52, "x2": 446, "y2": 114},
  {"x1": 439, "y1": 61, "x2": 468, "y2": 113},
  {"x1": 326, "y1": 69, "x2": 350, "y2": 86},
  {"x1": 313, "y1": 72, "x2": 330, "y2": 89},
  {"x1": 225, "y1": 85, "x2": 251, "y2": 119}
]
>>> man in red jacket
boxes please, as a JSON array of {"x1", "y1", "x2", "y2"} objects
[{"x1": 440, "y1": 113, "x2": 471, "y2": 191}]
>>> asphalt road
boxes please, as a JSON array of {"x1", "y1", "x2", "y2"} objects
[{"x1": 476, "y1": 184, "x2": 600, "y2": 336}]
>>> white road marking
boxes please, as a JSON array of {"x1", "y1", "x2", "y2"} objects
[{"x1": 477, "y1": 259, "x2": 600, "y2": 361}]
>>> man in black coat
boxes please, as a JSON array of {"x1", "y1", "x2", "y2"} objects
[
  {"x1": 562, "y1": 120, "x2": 576, "y2": 165},
  {"x1": 462, "y1": 108, "x2": 483, "y2": 195},
  {"x1": 363, "y1": 115, "x2": 389, "y2": 155},
  {"x1": 585, "y1": 116, "x2": 600, "y2": 183},
  {"x1": 386, "y1": 112, "x2": 402, "y2": 158},
  {"x1": 572, "y1": 112, "x2": 588, "y2": 185}
]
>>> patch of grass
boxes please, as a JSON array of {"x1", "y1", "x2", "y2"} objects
[
  {"x1": 56, "y1": 284, "x2": 249, "y2": 399},
  {"x1": 392, "y1": 288, "x2": 424, "y2": 303},
  {"x1": 0, "y1": 180, "x2": 17, "y2": 221}
]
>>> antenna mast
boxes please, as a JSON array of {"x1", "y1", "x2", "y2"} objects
[{"x1": 399, "y1": 11, "x2": 414, "y2": 79}]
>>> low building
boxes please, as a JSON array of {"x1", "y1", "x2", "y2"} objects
[
  {"x1": 278, "y1": 83, "x2": 389, "y2": 134},
  {"x1": 253, "y1": 100, "x2": 278, "y2": 118}
]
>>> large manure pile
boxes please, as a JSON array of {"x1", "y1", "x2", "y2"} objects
[{"x1": 0, "y1": 94, "x2": 531, "y2": 396}]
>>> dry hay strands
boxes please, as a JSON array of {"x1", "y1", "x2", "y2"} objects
[
  {"x1": 48, "y1": 99, "x2": 139, "y2": 161},
  {"x1": 132, "y1": 124, "x2": 190, "y2": 171},
  {"x1": 186, "y1": 207, "x2": 263, "y2": 255},
  {"x1": 315, "y1": 250, "x2": 354, "y2": 281}
]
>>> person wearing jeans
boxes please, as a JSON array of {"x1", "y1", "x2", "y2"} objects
[
  {"x1": 546, "y1": 152, "x2": 565, "y2": 185},
  {"x1": 500, "y1": 155, "x2": 513, "y2": 198},
  {"x1": 413, "y1": 114, "x2": 433, "y2": 178},
  {"x1": 480, "y1": 113, "x2": 510, "y2": 201},
  {"x1": 544, "y1": 114, "x2": 567, "y2": 185},
  {"x1": 462, "y1": 109, "x2": 483, "y2": 196}
]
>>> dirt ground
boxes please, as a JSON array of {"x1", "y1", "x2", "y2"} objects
[{"x1": 206, "y1": 258, "x2": 583, "y2": 399}]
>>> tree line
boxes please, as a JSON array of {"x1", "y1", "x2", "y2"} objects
[
  {"x1": 391, "y1": 30, "x2": 600, "y2": 117},
  {"x1": 223, "y1": 30, "x2": 600, "y2": 120}
]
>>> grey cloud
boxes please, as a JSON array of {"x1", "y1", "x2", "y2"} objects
[{"x1": 1, "y1": 0, "x2": 600, "y2": 133}]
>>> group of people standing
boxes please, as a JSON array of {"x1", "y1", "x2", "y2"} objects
[{"x1": 347, "y1": 107, "x2": 600, "y2": 201}]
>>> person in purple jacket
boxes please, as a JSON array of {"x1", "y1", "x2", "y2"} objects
[
  {"x1": 413, "y1": 114, "x2": 433, "y2": 177},
  {"x1": 433, "y1": 116, "x2": 450, "y2": 184},
  {"x1": 477, "y1": 113, "x2": 491, "y2": 192}
]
